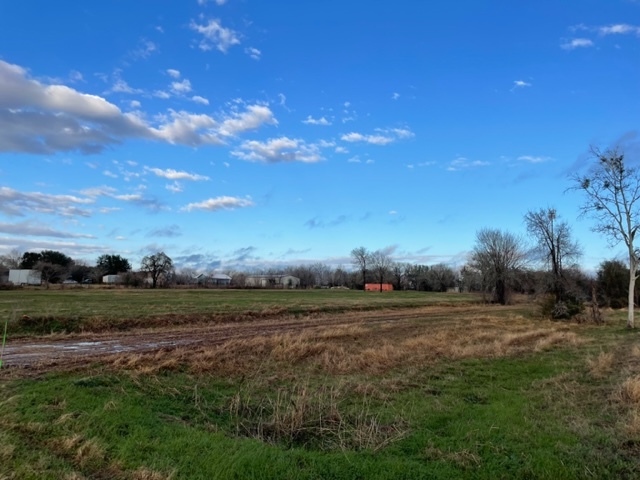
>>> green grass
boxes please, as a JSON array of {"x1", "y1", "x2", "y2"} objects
[
  {"x1": 3, "y1": 293, "x2": 640, "y2": 478},
  {"x1": 0, "y1": 288, "x2": 479, "y2": 336},
  {"x1": 2, "y1": 336, "x2": 639, "y2": 479}
]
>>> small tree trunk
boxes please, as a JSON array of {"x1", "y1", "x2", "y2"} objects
[{"x1": 628, "y1": 270, "x2": 636, "y2": 329}]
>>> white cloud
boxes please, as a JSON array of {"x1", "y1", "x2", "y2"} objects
[
  {"x1": 245, "y1": 47, "x2": 261, "y2": 60},
  {"x1": 512, "y1": 80, "x2": 532, "y2": 89},
  {"x1": 198, "y1": 0, "x2": 227, "y2": 4},
  {"x1": 302, "y1": 115, "x2": 331, "y2": 126},
  {"x1": 166, "y1": 181, "x2": 183, "y2": 193},
  {"x1": 109, "y1": 78, "x2": 142, "y2": 94},
  {"x1": 447, "y1": 157, "x2": 490, "y2": 171},
  {"x1": 171, "y1": 79, "x2": 192, "y2": 94},
  {"x1": 598, "y1": 24, "x2": 640, "y2": 36},
  {"x1": 69, "y1": 70, "x2": 84, "y2": 83},
  {"x1": 151, "y1": 110, "x2": 222, "y2": 146},
  {"x1": 341, "y1": 127, "x2": 413, "y2": 145},
  {"x1": 391, "y1": 92, "x2": 400, "y2": 100},
  {"x1": 167, "y1": 69, "x2": 181, "y2": 78},
  {"x1": 341, "y1": 132, "x2": 394, "y2": 145},
  {"x1": 232, "y1": 137, "x2": 322, "y2": 163},
  {"x1": 517, "y1": 155, "x2": 551, "y2": 163},
  {"x1": 335, "y1": 146, "x2": 348, "y2": 154},
  {"x1": 560, "y1": 38, "x2": 594, "y2": 50},
  {"x1": 218, "y1": 104, "x2": 277, "y2": 136},
  {"x1": 145, "y1": 167, "x2": 210, "y2": 181},
  {"x1": 191, "y1": 95, "x2": 209, "y2": 105},
  {"x1": 0, "y1": 60, "x2": 275, "y2": 154},
  {"x1": 130, "y1": 100, "x2": 141, "y2": 108},
  {"x1": 130, "y1": 40, "x2": 157, "y2": 60},
  {"x1": 0, "y1": 220, "x2": 95, "y2": 239},
  {"x1": 0, "y1": 186, "x2": 93, "y2": 217},
  {"x1": 190, "y1": 18, "x2": 241, "y2": 53},
  {"x1": 182, "y1": 196, "x2": 254, "y2": 211}
]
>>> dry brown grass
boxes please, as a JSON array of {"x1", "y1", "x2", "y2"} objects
[
  {"x1": 424, "y1": 443, "x2": 482, "y2": 468},
  {"x1": 108, "y1": 309, "x2": 584, "y2": 377},
  {"x1": 587, "y1": 351, "x2": 615, "y2": 378},
  {"x1": 130, "y1": 467, "x2": 175, "y2": 480},
  {"x1": 620, "y1": 376, "x2": 640, "y2": 405},
  {"x1": 229, "y1": 381, "x2": 407, "y2": 451}
]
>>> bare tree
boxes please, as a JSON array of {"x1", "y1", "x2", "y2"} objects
[
  {"x1": 350, "y1": 247, "x2": 370, "y2": 290},
  {"x1": 571, "y1": 147, "x2": 640, "y2": 328},
  {"x1": 0, "y1": 249, "x2": 22, "y2": 269},
  {"x1": 370, "y1": 250, "x2": 393, "y2": 291},
  {"x1": 470, "y1": 228, "x2": 527, "y2": 305},
  {"x1": 140, "y1": 252, "x2": 174, "y2": 288},
  {"x1": 426, "y1": 263, "x2": 457, "y2": 292},
  {"x1": 524, "y1": 207, "x2": 582, "y2": 303},
  {"x1": 391, "y1": 262, "x2": 407, "y2": 291}
]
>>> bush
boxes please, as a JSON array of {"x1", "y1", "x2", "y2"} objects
[
  {"x1": 609, "y1": 297, "x2": 627, "y2": 309},
  {"x1": 540, "y1": 295, "x2": 584, "y2": 320}
]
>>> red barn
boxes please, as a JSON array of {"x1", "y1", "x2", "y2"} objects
[{"x1": 365, "y1": 283, "x2": 393, "y2": 291}]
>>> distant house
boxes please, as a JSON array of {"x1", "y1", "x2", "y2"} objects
[
  {"x1": 211, "y1": 273, "x2": 232, "y2": 286},
  {"x1": 245, "y1": 274, "x2": 300, "y2": 289},
  {"x1": 365, "y1": 283, "x2": 393, "y2": 291},
  {"x1": 8, "y1": 269, "x2": 42, "y2": 286},
  {"x1": 103, "y1": 274, "x2": 122, "y2": 284},
  {"x1": 193, "y1": 273, "x2": 232, "y2": 286}
]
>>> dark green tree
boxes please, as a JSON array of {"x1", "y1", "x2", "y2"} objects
[
  {"x1": 20, "y1": 252, "x2": 42, "y2": 269},
  {"x1": 96, "y1": 254, "x2": 132, "y2": 275},
  {"x1": 597, "y1": 259, "x2": 631, "y2": 309}
]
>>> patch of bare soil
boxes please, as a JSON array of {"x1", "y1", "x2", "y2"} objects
[
  {"x1": 0, "y1": 304, "x2": 577, "y2": 378},
  {"x1": 0, "y1": 307, "x2": 453, "y2": 371}
]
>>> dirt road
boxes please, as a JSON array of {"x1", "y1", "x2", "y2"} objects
[{"x1": 1, "y1": 306, "x2": 470, "y2": 372}]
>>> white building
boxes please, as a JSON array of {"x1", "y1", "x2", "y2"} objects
[
  {"x1": 245, "y1": 274, "x2": 300, "y2": 289},
  {"x1": 8, "y1": 269, "x2": 42, "y2": 286},
  {"x1": 102, "y1": 274, "x2": 122, "y2": 284}
]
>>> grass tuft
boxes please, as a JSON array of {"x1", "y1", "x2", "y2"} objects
[{"x1": 587, "y1": 351, "x2": 615, "y2": 378}]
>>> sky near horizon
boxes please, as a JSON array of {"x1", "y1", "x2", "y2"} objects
[{"x1": 0, "y1": 1, "x2": 639, "y2": 273}]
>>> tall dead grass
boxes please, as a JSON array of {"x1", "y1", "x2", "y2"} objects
[
  {"x1": 109, "y1": 313, "x2": 583, "y2": 376},
  {"x1": 228, "y1": 381, "x2": 407, "y2": 451}
]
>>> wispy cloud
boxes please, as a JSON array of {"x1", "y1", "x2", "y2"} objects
[
  {"x1": 598, "y1": 24, "x2": 640, "y2": 36},
  {"x1": 0, "y1": 221, "x2": 95, "y2": 239},
  {"x1": 341, "y1": 127, "x2": 414, "y2": 145},
  {"x1": 512, "y1": 80, "x2": 532, "y2": 89},
  {"x1": 0, "y1": 186, "x2": 93, "y2": 217},
  {"x1": 145, "y1": 167, "x2": 210, "y2": 181},
  {"x1": 560, "y1": 38, "x2": 594, "y2": 50},
  {"x1": 232, "y1": 137, "x2": 322, "y2": 163},
  {"x1": 304, "y1": 215, "x2": 348, "y2": 229},
  {"x1": 447, "y1": 156, "x2": 490, "y2": 171},
  {"x1": 517, "y1": 155, "x2": 551, "y2": 163},
  {"x1": 302, "y1": 115, "x2": 331, "y2": 126},
  {"x1": 147, "y1": 224, "x2": 182, "y2": 238},
  {"x1": 245, "y1": 47, "x2": 261, "y2": 60},
  {"x1": 182, "y1": 196, "x2": 254, "y2": 211},
  {"x1": 190, "y1": 18, "x2": 240, "y2": 53}
]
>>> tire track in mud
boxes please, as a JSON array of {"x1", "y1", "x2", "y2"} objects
[{"x1": 0, "y1": 305, "x2": 484, "y2": 371}]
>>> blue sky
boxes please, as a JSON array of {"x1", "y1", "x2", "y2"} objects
[{"x1": 0, "y1": 1, "x2": 639, "y2": 273}]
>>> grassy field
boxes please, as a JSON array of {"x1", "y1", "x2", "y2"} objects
[
  {"x1": 0, "y1": 287, "x2": 479, "y2": 336},
  {"x1": 2, "y1": 290, "x2": 640, "y2": 478}
]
